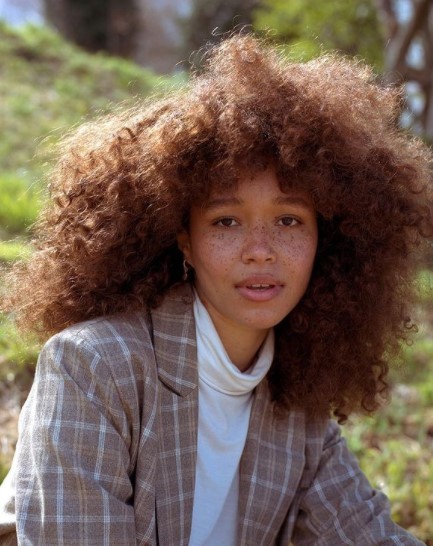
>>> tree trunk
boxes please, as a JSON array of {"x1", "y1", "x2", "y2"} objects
[
  {"x1": 375, "y1": 0, "x2": 433, "y2": 139},
  {"x1": 43, "y1": 0, "x2": 139, "y2": 58}
]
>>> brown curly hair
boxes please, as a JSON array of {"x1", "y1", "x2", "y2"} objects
[{"x1": 3, "y1": 34, "x2": 433, "y2": 421}]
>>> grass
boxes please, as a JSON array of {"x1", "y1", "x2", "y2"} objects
[
  {"x1": 0, "y1": 21, "x2": 179, "y2": 247},
  {"x1": 0, "y1": 21, "x2": 174, "y2": 182},
  {"x1": 0, "y1": 240, "x2": 32, "y2": 263},
  {"x1": 0, "y1": 172, "x2": 42, "y2": 237},
  {"x1": 0, "y1": 314, "x2": 40, "y2": 382},
  {"x1": 0, "y1": 314, "x2": 39, "y2": 486}
]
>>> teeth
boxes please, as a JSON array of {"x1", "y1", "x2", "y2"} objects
[{"x1": 248, "y1": 284, "x2": 271, "y2": 289}]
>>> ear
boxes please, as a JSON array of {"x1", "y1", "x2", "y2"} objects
[{"x1": 176, "y1": 231, "x2": 193, "y2": 265}]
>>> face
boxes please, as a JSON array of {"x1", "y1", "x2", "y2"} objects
[{"x1": 177, "y1": 166, "x2": 318, "y2": 350}]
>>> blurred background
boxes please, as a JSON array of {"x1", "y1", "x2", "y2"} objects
[{"x1": 0, "y1": 0, "x2": 432, "y2": 541}]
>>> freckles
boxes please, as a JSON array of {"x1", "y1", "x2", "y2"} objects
[
  {"x1": 278, "y1": 236, "x2": 316, "y2": 266},
  {"x1": 207, "y1": 233, "x2": 239, "y2": 253},
  {"x1": 198, "y1": 238, "x2": 232, "y2": 270},
  {"x1": 209, "y1": 232, "x2": 230, "y2": 244}
]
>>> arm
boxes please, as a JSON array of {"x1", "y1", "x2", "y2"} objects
[
  {"x1": 12, "y1": 331, "x2": 139, "y2": 545},
  {"x1": 292, "y1": 420, "x2": 426, "y2": 546}
]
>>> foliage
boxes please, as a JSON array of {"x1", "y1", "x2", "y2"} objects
[
  {"x1": 341, "y1": 271, "x2": 433, "y2": 543},
  {"x1": 0, "y1": 22, "x2": 175, "y2": 486},
  {"x1": 253, "y1": 0, "x2": 384, "y2": 67},
  {"x1": 342, "y1": 316, "x2": 433, "y2": 544}
]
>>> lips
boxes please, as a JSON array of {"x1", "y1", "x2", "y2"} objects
[
  {"x1": 235, "y1": 277, "x2": 284, "y2": 302},
  {"x1": 236, "y1": 276, "x2": 283, "y2": 288}
]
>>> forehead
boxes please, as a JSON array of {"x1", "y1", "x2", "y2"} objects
[{"x1": 203, "y1": 166, "x2": 315, "y2": 208}]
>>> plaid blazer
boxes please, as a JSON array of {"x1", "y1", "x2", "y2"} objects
[{"x1": 0, "y1": 284, "x2": 425, "y2": 545}]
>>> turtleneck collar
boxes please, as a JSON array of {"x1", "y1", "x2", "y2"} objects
[{"x1": 193, "y1": 292, "x2": 274, "y2": 396}]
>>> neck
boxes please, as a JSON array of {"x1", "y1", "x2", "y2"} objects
[{"x1": 217, "y1": 328, "x2": 268, "y2": 372}]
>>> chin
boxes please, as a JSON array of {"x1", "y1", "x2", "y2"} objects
[{"x1": 242, "y1": 313, "x2": 287, "y2": 331}]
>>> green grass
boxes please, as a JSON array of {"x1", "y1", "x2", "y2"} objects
[
  {"x1": 0, "y1": 21, "x2": 170, "y2": 175},
  {"x1": 0, "y1": 240, "x2": 32, "y2": 263},
  {"x1": 0, "y1": 20, "x2": 177, "y2": 241},
  {"x1": 0, "y1": 172, "x2": 42, "y2": 236},
  {"x1": 0, "y1": 314, "x2": 40, "y2": 384},
  {"x1": 417, "y1": 268, "x2": 433, "y2": 304},
  {"x1": 0, "y1": 313, "x2": 38, "y2": 486}
]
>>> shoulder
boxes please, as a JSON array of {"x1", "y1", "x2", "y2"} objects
[
  {"x1": 40, "y1": 283, "x2": 195, "y2": 384},
  {"x1": 42, "y1": 308, "x2": 153, "y2": 370},
  {"x1": 34, "y1": 310, "x2": 156, "y2": 413},
  {"x1": 50, "y1": 308, "x2": 154, "y2": 355},
  {"x1": 303, "y1": 416, "x2": 343, "y2": 459},
  {"x1": 295, "y1": 415, "x2": 340, "y2": 482}
]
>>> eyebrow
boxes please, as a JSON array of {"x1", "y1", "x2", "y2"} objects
[
  {"x1": 203, "y1": 195, "x2": 313, "y2": 210},
  {"x1": 203, "y1": 197, "x2": 241, "y2": 209}
]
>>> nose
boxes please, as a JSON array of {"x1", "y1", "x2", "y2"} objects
[{"x1": 241, "y1": 226, "x2": 277, "y2": 264}]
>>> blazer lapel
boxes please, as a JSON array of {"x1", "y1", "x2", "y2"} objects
[
  {"x1": 151, "y1": 284, "x2": 198, "y2": 546},
  {"x1": 238, "y1": 381, "x2": 306, "y2": 545}
]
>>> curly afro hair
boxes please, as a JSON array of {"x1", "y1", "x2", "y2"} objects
[{"x1": 3, "y1": 34, "x2": 433, "y2": 421}]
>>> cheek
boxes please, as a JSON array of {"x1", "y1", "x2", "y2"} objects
[
  {"x1": 296, "y1": 245, "x2": 317, "y2": 276},
  {"x1": 278, "y1": 233, "x2": 317, "y2": 264},
  {"x1": 192, "y1": 233, "x2": 237, "y2": 264}
]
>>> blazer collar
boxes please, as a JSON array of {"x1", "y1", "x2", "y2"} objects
[
  {"x1": 238, "y1": 381, "x2": 307, "y2": 544},
  {"x1": 151, "y1": 283, "x2": 199, "y2": 545},
  {"x1": 151, "y1": 283, "x2": 198, "y2": 396}
]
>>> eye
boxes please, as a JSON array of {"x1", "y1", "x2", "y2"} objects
[
  {"x1": 277, "y1": 216, "x2": 299, "y2": 227},
  {"x1": 214, "y1": 217, "x2": 239, "y2": 227}
]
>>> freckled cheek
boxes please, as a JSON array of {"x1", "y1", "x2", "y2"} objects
[
  {"x1": 205, "y1": 235, "x2": 241, "y2": 256},
  {"x1": 277, "y1": 235, "x2": 317, "y2": 265},
  {"x1": 193, "y1": 239, "x2": 235, "y2": 272}
]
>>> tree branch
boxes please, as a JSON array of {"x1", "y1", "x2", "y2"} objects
[{"x1": 386, "y1": 0, "x2": 432, "y2": 73}]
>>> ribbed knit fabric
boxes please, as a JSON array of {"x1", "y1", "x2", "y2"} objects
[{"x1": 188, "y1": 294, "x2": 274, "y2": 546}]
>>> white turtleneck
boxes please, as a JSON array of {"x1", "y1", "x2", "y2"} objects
[{"x1": 188, "y1": 294, "x2": 274, "y2": 546}]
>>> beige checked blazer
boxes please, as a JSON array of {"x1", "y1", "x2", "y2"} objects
[{"x1": 0, "y1": 284, "x2": 425, "y2": 545}]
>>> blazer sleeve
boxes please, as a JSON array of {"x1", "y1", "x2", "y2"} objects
[
  {"x1": 7, "y1": 330, "x2": 139, "y2": 545},
  {"x1": 292, "y1": 420, "x2": 426, "y2": 546}
]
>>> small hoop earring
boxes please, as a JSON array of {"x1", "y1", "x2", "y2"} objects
[{"x1": 183, "y1": 258, "x2": 192, "y2": 282}]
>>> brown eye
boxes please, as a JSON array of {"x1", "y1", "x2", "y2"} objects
[
  {"x1": 278, "y1": 216, "x2": 298, "y2": 226},
  {"x1": 215, "y1": 217, "x2": 238, "y2": 227}
]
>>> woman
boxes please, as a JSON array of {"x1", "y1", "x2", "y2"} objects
[{"x1": 0, "y1": 34, "x2": 431, "y2": 544}]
